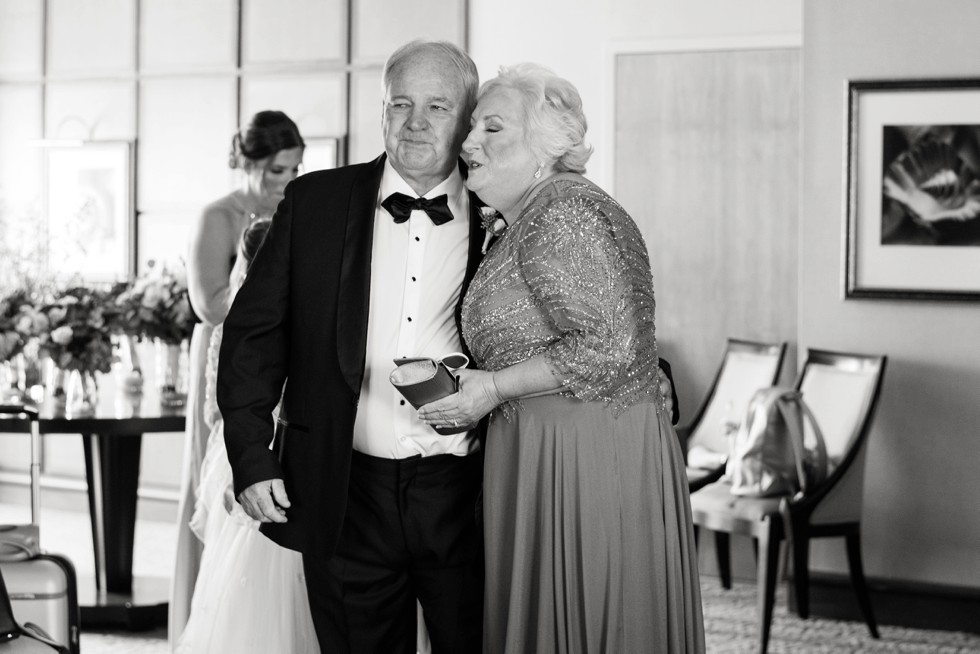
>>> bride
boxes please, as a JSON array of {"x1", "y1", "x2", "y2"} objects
[{"x1": 176, "y1": 218, "x2": 319, "y2": 653}]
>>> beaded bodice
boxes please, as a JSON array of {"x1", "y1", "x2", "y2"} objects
[{"x1": 461, "y1": 175, "x2": 664, "y2": 416}]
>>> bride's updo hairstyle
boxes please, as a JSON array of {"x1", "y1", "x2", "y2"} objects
[
  {"x1": 229, "y1": 110, "x2": 305, "y2": 170},
  {"x1": 480, "y1": 63, "x2": 593, "y2": 174}
]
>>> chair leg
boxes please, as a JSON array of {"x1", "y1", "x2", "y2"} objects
[
  {"x1": 714, "y1": 531, "x2": 732, "y2": 589},
  {"x1": 791, "y1": 530, "x2": 811, "y2": 619},
  {"x1": 756, "y1": 516, "x2": 781, "y2": 654},
  {"x1": 846, "y1": 528, "x2": 880, "y2": 639}
]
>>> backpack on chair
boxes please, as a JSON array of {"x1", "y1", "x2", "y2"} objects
[{"x1": 727, "y1": 387, "x2": 829, "y2": 499}]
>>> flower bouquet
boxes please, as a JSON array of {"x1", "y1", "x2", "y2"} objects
[
  {"x1": 0, "y1": 288, "x2": 48, "y2": 401},
  {"x1": 114, "y1": 261, "x2": 195, "y2": 406},
  {"x1": 114, "y1": 260, "x2": 195, "y2": 345},
  {"x1": 36, "y1": 286, "x2": 118, "y2": 414}
]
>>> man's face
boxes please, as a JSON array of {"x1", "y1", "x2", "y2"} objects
[{"x1": 382, "y1": 51, "x2": 469, "y2": 195}]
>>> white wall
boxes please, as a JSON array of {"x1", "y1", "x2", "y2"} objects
[
  {"x1": 802, "y1": 0, "x2": 980, "y2": 589},
  {"x1": 468, "y1": 0, "x2": 802, "y2": 190}
]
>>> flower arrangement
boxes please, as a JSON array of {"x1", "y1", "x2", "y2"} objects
[
  {"x1": 0, "y1": 289, "x2": 48, "y2": 363},
  {"x1": 114, "y1": 260, "x2": 195, "y2": 345},
  {"x1": 36, "y1": 286, "x2": 118, "y2": 374}
]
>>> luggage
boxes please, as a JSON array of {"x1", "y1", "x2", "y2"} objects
[{"x1": 0, "y1": 404, "x2": 80, "y2": 654}]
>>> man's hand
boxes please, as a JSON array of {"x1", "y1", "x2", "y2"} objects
[
  {"x1": 237, "y1": 478, "x2": 290, "y2": 523},
  {"x1": 657, "y1": 366, "x2": 674, "y2": 420}
]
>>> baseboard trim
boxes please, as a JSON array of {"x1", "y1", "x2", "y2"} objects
[{"x1": 789, "y1": 572, "x2": 980, "y2": 635}]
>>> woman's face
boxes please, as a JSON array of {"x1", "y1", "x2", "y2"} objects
[
  {"x1": 247, "y1": 146, "x2": 304, "y2": 209},
  {"x1": 462, "y1": 86, "x2": 540, "y2": 218}
]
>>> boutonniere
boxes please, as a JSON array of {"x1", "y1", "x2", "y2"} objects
[{"x1": 480, "y1": 207, "x2": 508, "y2": 254}]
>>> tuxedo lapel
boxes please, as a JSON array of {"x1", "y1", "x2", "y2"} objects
[{"x1": 337, "y1": 154, "x2": 386, "y2": 395}]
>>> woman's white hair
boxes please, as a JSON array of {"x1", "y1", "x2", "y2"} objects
[{"x1": 480, "y1": 63, "x2": 592, "y2": 174}]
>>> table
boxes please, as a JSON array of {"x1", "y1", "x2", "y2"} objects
[{"x1": 0, "y1": 373, "x2": 185, "y2": 630}]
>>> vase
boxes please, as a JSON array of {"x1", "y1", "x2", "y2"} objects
[
  {"x1": 0, "y1": 359, "x2": 20, "y2": 402},
  {"x1": 50, "y1": 367, "x2": 67, "y2": 407},
  {"x1": 156, "y1": 339, "x2": 188, "y2": 408},
  {"x1": 66, "y1": 369, "x2": 99, "y2": 417},
  {"x1": 121, "y1": 334, "x2": 144, "y2": 394}
]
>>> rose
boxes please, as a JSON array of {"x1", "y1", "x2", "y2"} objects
[
  {"x1": 479, "y1": 206, "x2": 508, "y2": 254},
  {"x1": 51, "y1": 325, "x2": 74, "y2": 345},
  {"x1": 0, "y1": 332, "x2": 17, "y2": 360},
  {"x1": 47, "y1": 306, "x2": 67, "y2": 324},
  {"x1": 140, "y1": 284, "x2": 164, "y2": 309}
]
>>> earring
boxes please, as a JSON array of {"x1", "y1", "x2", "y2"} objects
[{"x1": 533, "y1": 166, "x2": 542, "y2": 180}]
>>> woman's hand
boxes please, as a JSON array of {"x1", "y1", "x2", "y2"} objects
[{"x1": 418, "y1": 368, "x2": 503, "y2": 431}]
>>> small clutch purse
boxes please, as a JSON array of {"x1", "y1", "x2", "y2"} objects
[{"x1": 389, "y1": 353, "x2": 473, "y2": 435}]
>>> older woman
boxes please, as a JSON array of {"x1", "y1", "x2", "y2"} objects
[{"x1": 419, "y1": 64, "x2": 705, "y2": 653}]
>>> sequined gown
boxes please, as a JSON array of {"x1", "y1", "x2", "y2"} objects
[
  {"x1": 175, "y1": 324, "x2": 319, "y2": 654},
  {"x1": 462, "y1": 175, "x2": 705, "y2": 653}
]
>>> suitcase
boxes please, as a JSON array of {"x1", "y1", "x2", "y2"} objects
[{"x1": 0, "y1": 404, "x2": 80, "y2": 654}]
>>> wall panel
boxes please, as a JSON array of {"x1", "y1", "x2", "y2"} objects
[{"x1": 615, "y1": 48, "x2": 800, "y2": 415}]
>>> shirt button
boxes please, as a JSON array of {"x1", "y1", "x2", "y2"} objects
[
  {"x1": 415, "y1": 236, "x2": 420, "y2": 242},
  {"x1": 407, "y1": 316, "x2": 412, "y2": 322},
  {"x1": 411, "y1": 276, "x2": 417, "y2": 282},
  {"x1": 400, "y1": 400, "x2": 406, "y2": 406}
]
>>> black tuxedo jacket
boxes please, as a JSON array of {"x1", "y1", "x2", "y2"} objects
[{"x1": 217, "y1": 154, "x2": 487, "y2": 557}]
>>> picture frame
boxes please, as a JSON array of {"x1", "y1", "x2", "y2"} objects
[
  {"x1": 43, "y1": 141, "x2": 134, "y2": 283},
  {"x1": 844, "y1": 78, "x2": 980, "y2": 301},
  {"x1": 302, "y1": 136, "x2": 343, "y2": 174}
]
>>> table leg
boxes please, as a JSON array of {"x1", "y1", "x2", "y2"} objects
[
  {"x1": 81, "y1": 433, "x2": 141, "y2": 593},
  {"x1": 79, "y1": 432, "x2": 166, "y2": 630}
]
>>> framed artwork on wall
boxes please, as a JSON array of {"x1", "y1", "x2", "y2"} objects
[
  {"x1": 43, "y1": 141, "x2": 134, "y2": 283},
  {"x1": 844, "y1": 78, "x2": 980, "y2": 301},
  {"x1": 302, "y1": 136, "x2": 343, "y2": 174}
]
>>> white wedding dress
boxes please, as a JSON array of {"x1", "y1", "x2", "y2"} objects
[{"x1": 175, "y1": 324, "x2": 319, "y2": 654}]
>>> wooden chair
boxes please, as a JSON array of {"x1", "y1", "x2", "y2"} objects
[
  {"x1": 689, "y1": 348, "x2": 887, "y2": 654},
  {"x1": 678, "y1": 338, "x2": 787, "y2": 493}
]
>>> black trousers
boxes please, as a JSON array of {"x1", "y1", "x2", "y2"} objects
[{"x1": 303, "y1": 450, "x2": 484, "y2": 654}]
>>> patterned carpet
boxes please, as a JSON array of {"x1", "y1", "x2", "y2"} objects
[{"x1": 3, "y1": 503, "x2": 978, "y2": 653}]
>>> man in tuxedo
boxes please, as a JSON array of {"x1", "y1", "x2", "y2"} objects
[{"x1": 217, "y1": 40, "x2": 485, "y2": 653}]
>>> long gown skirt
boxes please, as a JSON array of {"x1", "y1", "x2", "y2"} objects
[
  {"x1": 169, "y1": 321, "x2": 212, "y2": 646},
  {"x1": 175, "y1": 417, "x2": 319, "y2": 654},
  {"x1": 483, "y1": 395, "x2": 705, "y2": 654}
]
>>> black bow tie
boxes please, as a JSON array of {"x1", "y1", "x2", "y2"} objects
[{"x1": 382, "y1": 192, "x2": 454, "y2": 225}]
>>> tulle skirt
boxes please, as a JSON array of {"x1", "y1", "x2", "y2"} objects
[{"x1": 175, "y1": 418, "x2": 319, "y2": 654}]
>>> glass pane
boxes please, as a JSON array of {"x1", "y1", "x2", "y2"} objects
[
  {"x1": 45, "y1": 81, "x2": 136, "y2": 141},
  {"x1": 138, "y1": 77, "x2": 237, "y2": 211},
  {"x1": 0, "y1": 0, "x2": 43, "y2": 76},
  {"x1": 141, "y1": 0, "x2": 237, "y2": 71},
  {"x1": 352, "y1": 0, "x2": 463, "y2": 64},
  {"x1": 349, "y1": 70, "x2": 384, "y2": 165},
  {"x1": 47, "y1": 0, "x2": 135, "y2": 75},
  {"x1": 243, "y1": 0, "x2": 345, "y2": 65},
  {"x1": 240, "y1": 72, "x2": 346, "y2": 138}
]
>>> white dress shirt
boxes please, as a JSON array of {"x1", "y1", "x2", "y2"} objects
[{"x1": 351, "y1": 161, "x2": 478, "y2": 458}]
